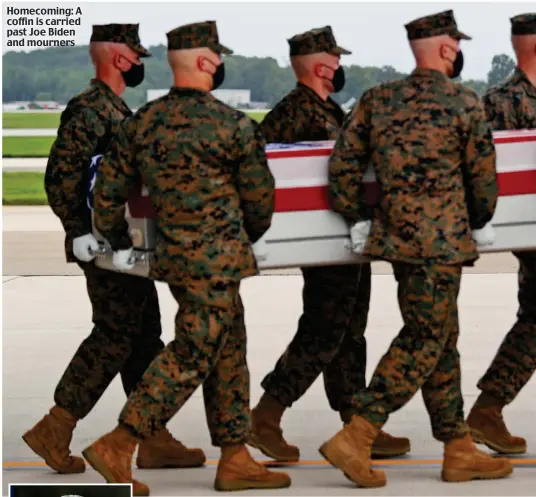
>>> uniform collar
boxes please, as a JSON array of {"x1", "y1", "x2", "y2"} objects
[
  {"x1": 90, "y1": 79, "x2": 131, "y2": 115},
  {"x1": 410, "y1": 67, "x2": 450, "y2": 81},
  {"x1": 296, "y1": 82, "x2": 339, "y2": 109},
  {"x1": 511, "y1": 68, "x2": 536, "y2": 98}
]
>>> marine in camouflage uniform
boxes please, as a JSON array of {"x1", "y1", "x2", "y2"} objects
[
  {"x1": 248, "y1": 26, "x2": 410, "y2": 462},
  {"x1": 22, "y1": 24, "x2": 205, "y2": 475},
  {"x1": 467, "y1": 13, "x2": 536, "y2": 455},
  {"x1": 81, "y1": 21, "x2": 291, "y2": 495},
  {"x1": 318, "y1": 11, "x2": 513, "y2": 487}
]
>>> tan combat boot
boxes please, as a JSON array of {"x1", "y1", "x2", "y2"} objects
[
  {"x1": 82, "y1": 425, "x2": 149, "y2": 496},
  {"x1": 372, "y1": 430, "x2": 411, "y2": 457},
  {"x1": 441, "y1": 434, "x2": 513, "y2": 482},
  {"x1": 22, "y1": 406, "x2": 85, "y2": 474},
  {"x1": 136, "y1": 428, "x2": 206, "y2": 468},
  {"x1": 214, "y1": 445, "x2": 291, "y2": 491},
  {"x1": 467, "y1": 402, "x2": 527, "y2": 454},
  {"x1": 319, "y1": 415, "x2": 386, "y2": 488},
  {"x1": 247, "y1": 393, "x2": 299, "y2": 462}
]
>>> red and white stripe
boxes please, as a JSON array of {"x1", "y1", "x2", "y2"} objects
[{"x1": 128, "y1": 130, "x2": 536, "y2": 219}]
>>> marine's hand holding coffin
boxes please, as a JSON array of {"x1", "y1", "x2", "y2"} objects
[
  {"x1": 347, "y1": 220, "x2": 372, "y2": 254},
  {"x1": 72, "y1": 233, "x2": 100, "y2": 262},
  {"x1": 112, "y1": 247, "x2": 136, "y2": 271},
  {"x1": 472, "y1": 222, "x2": 496, "y2": 247}
]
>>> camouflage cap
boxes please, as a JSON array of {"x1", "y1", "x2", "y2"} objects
[
  {"x1": 166, "y1": 21, "x2": 233, "y2": 54},
  {"x1": 288, "y1": 26, "x2": 351, "y2": 56},
  {"x1": 510, "y1": 13, "x2": 536, "y2": 36},
  {"x1": 405, "y1": 10, "x2": 471, "y2": 41},
  {"x1": 90, "y1": 24, "x2": 151, "y2": 57}
]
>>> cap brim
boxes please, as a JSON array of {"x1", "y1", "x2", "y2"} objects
[
  {"x1": 454, "y1": 30, "x2": 471, "y2": 40},
  {"x1": 130, "y1": 43, "x2": 152, "y2": 57},
  {"x1": 331, "y1": 45, "x2": 352, "y2": 55},
  {"x1": 209, "y1": 42, "x2": 233, "y2": 55}
]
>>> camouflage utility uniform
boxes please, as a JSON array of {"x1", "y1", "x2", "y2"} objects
[
  {"x1": 467, "y1": 13, "x2": 536, "y2": 455},
  {"x1": 250, "y1": 26, "x2": 409, "y2": 462},
  {"x1": 319, "y1": 11, "x2": 511, "y2": 488},
  {"x1": 86, "y1": 21, "x2": 291, "y2": 494},
  {"x1": 23, "y1": 24, "x2": 204, "y2": 475}
]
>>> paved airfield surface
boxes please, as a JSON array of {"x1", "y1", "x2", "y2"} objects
[{"x1": 3, "y1": 206, "x2": 535, "y2": 496}]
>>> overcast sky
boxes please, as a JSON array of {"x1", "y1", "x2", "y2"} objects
[{"x1": 2, "y1": 1, "x2": 534, "y2": 80}]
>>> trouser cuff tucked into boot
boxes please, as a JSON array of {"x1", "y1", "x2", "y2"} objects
[
  {"x1": 215, "y1": 444, "x2": 291, "y2": 491},
  {"x1": 22, "y1": 406, "x2": 86, "y2": 474},
  {"x1": 441, "y1": 434, "x2": 513, "y2": 482}
]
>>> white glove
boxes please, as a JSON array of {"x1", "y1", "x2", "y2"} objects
[
  {"x1": 72, "y1": 234, "x2": 100, "y2": 262},
  {"x1": 113, "y1": 248, "x2": 135, "y2": 271},
  {"x1": 472, "y1": 222, "x2": 496, "y2": 246},
  {"x1": 347, "y1": 220, "x2": 372, "y2": 254},
  {"x1": 252, "y1": 236, "x2": 269, "y2": 262}
]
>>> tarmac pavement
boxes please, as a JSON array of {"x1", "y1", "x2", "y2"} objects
[{"x1": 2, "y1": 206, "x2": 535, "y2": 496}]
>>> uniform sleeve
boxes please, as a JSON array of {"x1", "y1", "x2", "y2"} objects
[
  {"x1": 462, "y1": 98, "x2": 499, "y2": 229},
  {"x1": 93, "y1": 117, "x2": 138, "y2": 250},
  {"x1": 327, "y1": 91, "x2": 372, "y2": 223},
  {"x1": 44, "y1": 107, "x2": 97, "y2": 240},
  {"x1": 235, "y1": 117, "x2": 275, "y2": 243}
]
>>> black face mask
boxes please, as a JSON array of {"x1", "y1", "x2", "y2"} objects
[
  {"x1": 331, "y1": 66, "x2": 345, "y2": 93},
  {"x1": 122, "y1": 61, "x2": 144, "y2": 88},
  {"x1": 212, "y1": 63, "x2": 225, "y2": 90},
  {"x1": 450, "y1": 50, "x2": 464, "y2": 79}
]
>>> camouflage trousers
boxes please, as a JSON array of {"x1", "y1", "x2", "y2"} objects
[
  {"x1": 261, "y1": 263, "x2": 371, "y2": 419},
  {"x1": 54, "y1": 262, "x2": 164, "y2": 419},
  {"x1": 349, "y1": 263, "x2": 468, "y2": 442},
  {"x1": 477, "y1": 251, "x2": 536, "y2": 404},
  {"x1": 119, "y1": 280, "x2": 249, "y2": 447}
]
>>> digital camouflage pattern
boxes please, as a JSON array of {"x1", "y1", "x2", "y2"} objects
[
  {"x1": 44, "y1": 78, "x2": 165, "y2": 418},
  {"x1": 45, "y1": 79, "x2": 131, "y2": 264},
  {"x1": 404, "y1": 9, "x2": 471, "y2": 40},
  {"x1": 93, "y1": 87, "x2": 274, "y2": 296},
  {"x1": 260, "y1": 83, "x2": 371, "y2": 417},
  {"x1": 348, "y1": 264, "x2": 468, "y2": 442},
  {"x1": 510, "y1": 13, "x2": 536, "y2": 36},
  {"x1": 328, "y1": 68, "x2": 499, "y2": 266},
  {"x1": 55, "y1": 262, "x2": 164, "y2": 418},
  {"x1": 261, "y1": 83, "x2": 345, "y2": 142},
  {"x1": 287, "y1": 26, "x2": 351, "y2": 56},
  {"x1": 120, "y1": 286, "x2": 249, "y2": 443},
  {"x1": 483, "y1": 68, "x2": 536, "y2": 130},
  {"x1": 92, "y1": 84, "x2": 274, "y2": 442},
  {"x1": 167, "y1": 21, "x2": 233, "y2": 54},
  {"x1": 327, "y1": 66, "x2": 499, "y2": 442},
  {"x1": 261, "y1": 264, "x2": 371, "y2": 414},
  {"x1": 477, "y1": 67, "x2": 536, "y2": 404},
  {"x1": 90, "y1": 23, "x2": 152, "y2": 57}
]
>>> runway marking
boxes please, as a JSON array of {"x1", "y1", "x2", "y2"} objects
[{"x1": 4, "y1": 458, "x2": 536, "y2": 469}]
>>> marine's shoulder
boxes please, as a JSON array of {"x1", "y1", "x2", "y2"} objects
[
  {"x1": 59, "y1": 86, "x2": 104, "y2": 124},
  {"x1": 360, "y1": 77, "x2": 409, "y2": 100},
  {"x1": 268, "y1": 87, "x2": 315, "y2": 116},
  {"x1": 129, "y1": 94, "x2": 169, "y2": 120},
  {"x1": 484, "y1": 75, "x2": 524, "y2": 103},
  {"x1": 449, "y1": 81, "x2": 482, "y2": 105}
]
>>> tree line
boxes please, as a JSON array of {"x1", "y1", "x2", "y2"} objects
[{"x1": 2, "y1": 45, "x2": 517, "y2": 109}]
